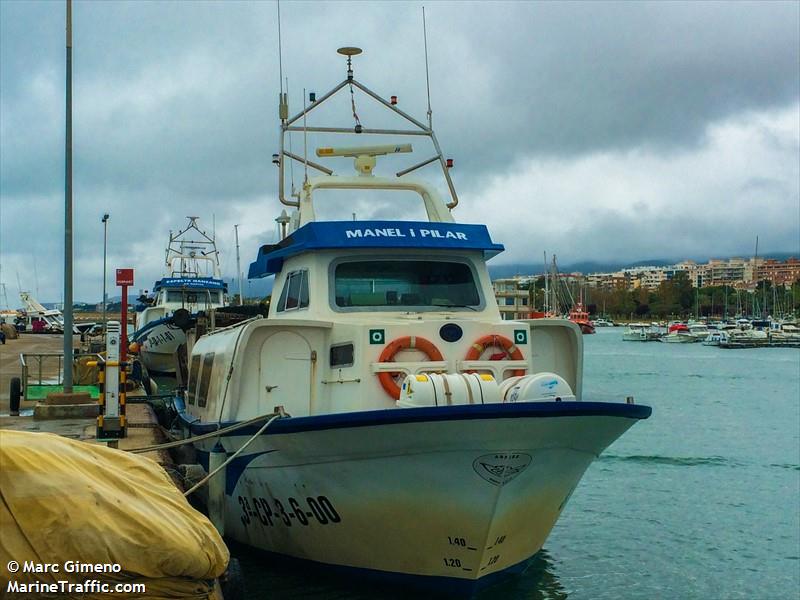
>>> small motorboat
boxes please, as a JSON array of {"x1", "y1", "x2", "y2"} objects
[{"x1": 659, "y1": 323, "x2": 699, "y2": 343}]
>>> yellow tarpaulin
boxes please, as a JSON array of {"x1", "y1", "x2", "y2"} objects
[{"x1": 0, "y1": 430, "x2": 228, "y2": 599}]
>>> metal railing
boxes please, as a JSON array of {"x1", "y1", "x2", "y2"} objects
[{"x1": 18, "y1": 351, "x2": 105, "y2": 400}]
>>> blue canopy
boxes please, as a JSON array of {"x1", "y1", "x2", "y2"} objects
[
  {"x1": 153, "y1": 277, "x2": 227, "y2": 292},
  {"x1": 248, "y1": 220, "x2": 505, "y2": 278}
]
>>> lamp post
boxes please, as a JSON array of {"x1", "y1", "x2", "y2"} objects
[
  {"x1": 102, "y1": 213, "x2": 109, "y2": 331},
  {"x1": 63, "y1": 0, "x2": 74, "y2": 393}
]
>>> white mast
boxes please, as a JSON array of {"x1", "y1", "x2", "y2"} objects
[
  {"x1": 543, "y1": 251, "x2": 549, "y2": 315},
  {"x1": 234, "y1": 224, "x2": 244, "y2": 304}
]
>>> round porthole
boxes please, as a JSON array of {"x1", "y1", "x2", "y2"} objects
[{"x1": 439, "y1": 323, "x2": 463, "y2": 343}]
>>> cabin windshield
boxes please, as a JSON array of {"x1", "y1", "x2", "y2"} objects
[
  {"x1": 333, "y1": 260, "x2": 481, "y2": 310},
  {"x1": 164, "y1": 290, "x2": 223, "y2": 305}
]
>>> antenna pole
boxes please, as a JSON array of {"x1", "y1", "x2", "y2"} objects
[
  {"x1": 277, "y1": 0, "x2": 284, "y2": 94},
  {"x1": 422, "y1": 6, "x2": 432, "y2": 126},
  {"x1": 234, "y1": 224, "x2": 244, "y2": 304},
  {"x1": 286, "y1": 77, "x2": 296, "y2": 194},
  {"x1": 63, "y1": 0, "x2": 74, "y2": 392},
  {"x1": 303, "y1": 88, "x2": 308, "y2": 181}
]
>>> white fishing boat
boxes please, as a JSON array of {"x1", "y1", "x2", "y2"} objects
[
  {"x1": 176, "y1": 48, "x2": 651, "y2": 594},
  {"x1": 133, "y1": 217, "x2": 228, "y2": 374},
  {"x1": 622, "y1": 322, "x2": 660, "y2": 342}
]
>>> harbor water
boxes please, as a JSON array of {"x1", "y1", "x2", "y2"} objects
[{"x1": 231, "y1": 328, "x2": 800, "y2": 599}]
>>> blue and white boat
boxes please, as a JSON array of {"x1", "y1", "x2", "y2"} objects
[
  {"x1": 176, "y1": 48, "x2": 651, "y2": 594},
  {"x1": 133, "y1": 217, "x2": 228, "y2": 374}
]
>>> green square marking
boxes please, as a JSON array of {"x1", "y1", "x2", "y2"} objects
[
  {"x1": 369, "y1": 329, "x2": 385, "y2": 345},
  {"x1": 514, "y1": 329, "x2": 528, "y2": 344}
]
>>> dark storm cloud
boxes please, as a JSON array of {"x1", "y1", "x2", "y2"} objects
[{"x1": 0, "y1": 1, "x2": 798, "y2": 302}]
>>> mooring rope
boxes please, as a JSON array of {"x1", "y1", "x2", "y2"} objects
[
  {"x1": 128, "y1": 410, "x2": 282, "y2": 454},
  {"x1": 182, "y1": 412, "x2": 284, "y2": 497}
]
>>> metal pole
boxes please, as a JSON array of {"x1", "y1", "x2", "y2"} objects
[
  {"x1": 102, "y1": 214, "x2": 108, "y2": 331},
  {"x1": 63, "y1": 0, "x2": 74, "y2": 392},
  {"x1": 234, "y1": 224, "x2": 244, "y2": 304},
  {"x1": 120, "y1": 284, "x2": 128, "y2": 363}
]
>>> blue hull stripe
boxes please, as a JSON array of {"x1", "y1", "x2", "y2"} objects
[
  {"x1": 130, "y1": 315, "x2": 175, "y2": 342},
  {"x1": 180, "y1": 400, "x2": 651, "y2": 437}
]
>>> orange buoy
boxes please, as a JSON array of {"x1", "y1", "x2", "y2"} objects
[
  {"x1": 377, "y1": 336, "x2": 444, "y2": 400},
  {"x1": 464, "y1": 334, "x2": 526, "y2": 377}
]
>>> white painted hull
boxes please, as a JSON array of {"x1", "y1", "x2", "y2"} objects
[
  {"x1": 622, "y1": 332, "x2": 648, "y2": 341},
  {"x1": 659, "y1": 334, "x2": 698, "y2": 343},
  {"x1": 622, "y1": 331, "x2": 659, "y2": 342},
  {"x1": 139, "y1": 322, "x2": 186, "y2": 374},
  {"x1": 188, "y1": 405, "x2": 646, "y2": 589}
]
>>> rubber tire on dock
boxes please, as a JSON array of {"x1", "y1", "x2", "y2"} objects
[
  {"x1": 219, "y1": 557, "x2": 246, "y2": 600},
  {"x1": 10, "y1": 377, "x2": 21, "y2": 416}
]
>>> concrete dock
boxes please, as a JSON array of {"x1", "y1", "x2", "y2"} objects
[{"x1": 0, "y1": 332, "x2": 171, "y2": 467}]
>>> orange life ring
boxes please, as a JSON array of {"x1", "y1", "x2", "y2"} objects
[
  {"x1": 465, "y1": 334, "x2": 526, "y2": 377},
  {"x1": 378, "y1": 336, "x2": 444, "y2": 400}
]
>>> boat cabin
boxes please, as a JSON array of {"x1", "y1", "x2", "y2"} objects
[
  {"x1": 137, "y1": 277, "x2": 227, "y2": 321},
  {"x1": 185, "y1": 166, "x2": 584, "y2": 424}
]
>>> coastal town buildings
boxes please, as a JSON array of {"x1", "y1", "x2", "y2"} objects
[
  {"x1": 494, "y1": 257, "x2": 799, "y2": 296},
  {"x1": 757, "y1": 258, "x2": 800, "y2": 286}
]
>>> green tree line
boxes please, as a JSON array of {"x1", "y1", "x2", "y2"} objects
[{"x1": 522, "y1": 272, "x2": 800, "y2": 320}]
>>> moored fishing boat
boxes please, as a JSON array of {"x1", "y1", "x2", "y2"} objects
[
  {"x1": 132, "y1": 217, "x2": 228, "y2": 374},
  {"x1": 176, "y1": 48, "x2": 651, "y2": 593}
]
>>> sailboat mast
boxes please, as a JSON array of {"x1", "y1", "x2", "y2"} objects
[
  {"x1": 543, "y1": 251, "x2": 549, "y2": 315},
  {"x1": 723, "y1": 285, "x2": 728, "y2": 320},
  {"x1": 753, "y1": 235, "x2": 759, "y2": 318},
  {"x1": 234, "y1": 224, "x2": 244, "y2": 304}
]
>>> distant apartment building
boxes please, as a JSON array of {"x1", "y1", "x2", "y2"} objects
[
  {"x1": 585, "y1": 271, "x2": 629, "y2": 289},
  {"x1": 625, "y1": 266, "x2": 674, "y2": 290},
  {"x1": 492, "y1": 277, "x2": 532, "y2": 320},
  {"x1": 757, "y1": 258, "x2": 800, "y2": 286}
]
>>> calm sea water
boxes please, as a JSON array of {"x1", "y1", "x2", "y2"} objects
[{"x1": 232, "y1": 329, "x2": 800, "y2": 599}]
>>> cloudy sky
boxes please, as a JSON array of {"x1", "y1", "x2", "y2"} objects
[{"x1": 1, "y1": 0, "x2": 798, "y2": 304}]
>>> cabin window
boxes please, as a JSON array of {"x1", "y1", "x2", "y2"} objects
[
  {"x1": 187, "y1": 354, "x2": 201, "y2": 404},
  {"x1": 333, "y1": 260, "x2": 481, "y2": 310},
  {"x1": 166, "y1": 290, "x2": 222, "y2": 305},
  {"x1": 196, "y1": 353, "x2": 215, "y2": 408},
  {"x1": 330, "y1": 343, "x2": 354, "y2": 368},
  {"x1": 277, "y1": 270, "x2": 310, "y2": 312}
]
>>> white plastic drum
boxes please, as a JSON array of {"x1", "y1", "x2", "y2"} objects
[
  {"x1": 397, "y1": 373, "x2": 501, "y2": 408},
  {"x1": 498, "y1": 373, "x2": 577, "y2": 403}
]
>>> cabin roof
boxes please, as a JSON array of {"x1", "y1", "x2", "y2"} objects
[{"x1": 248, "y1": 220, "x2": 505, "y2": 278}]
